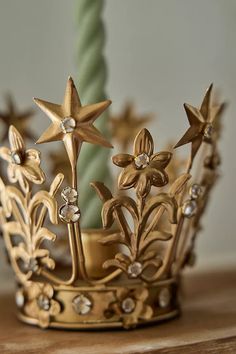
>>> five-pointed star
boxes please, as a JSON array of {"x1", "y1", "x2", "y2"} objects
[
  {"x1": 174, "y1": 84, "x2": 224, "y2": 161},
  {"x1": 0, "y1": 94, "x2": 35, "y2": 142},
  {"x1": 34, "y1": 77, "x2": 113, "y2": 167},
  {"x1": 110, "y1": 102, "x2": 153, "y2": 151}
]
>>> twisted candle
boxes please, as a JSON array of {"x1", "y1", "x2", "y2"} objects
[{"x1": 76, "y1": 0, "x2": 112, "y2": 228}]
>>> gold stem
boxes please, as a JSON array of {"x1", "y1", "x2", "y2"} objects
[
  {"x1": 71, "y1": 156, "x2": 88, "y2": 282},
  {"x1": 174, "y1": 142, "x2": 210, "y2": 272},
  {"x1": 11, "y1": 200, "x2": 29, "y2": 242},
  {"x1": 135, "y1": 195, "x2": 145, "y2": 258},
  {"x1": 115, "y1": 207, "x2": 132, "y2": 246},
  {"x1": 74, "y1": 222, "x2": 87, "y2": 280},
  {"x1": 142, "y1": 206, "x2": 165, "y2": 240}
]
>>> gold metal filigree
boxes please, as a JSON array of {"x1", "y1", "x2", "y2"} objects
[
  {"x1": 174, "y1": 83, "x2": 225, "y2": 169},
  {"x1": 0, "y1": 81, "x2": 225, "y2": 330},
  {"x1": 113, "y1": 129, "x2": 172, "y2": 197},
  {"x1": 24, "y1": 282, "x2": 61, "y2": 328},
  {"x1": 107, "y1": 287, "x2": 153, "y2": 329},
  {"x1": 0, "y1": 126, "x2": 45, "y2": 193},
  {"x1": 34, "y1": 77, "x2": 112, "y2": 179}
]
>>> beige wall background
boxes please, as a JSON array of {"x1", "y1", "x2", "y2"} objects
[{"x1": 0, "y1": 0, "x2": 235, "y2": 278}]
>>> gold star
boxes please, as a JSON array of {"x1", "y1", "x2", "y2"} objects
[
  {"x1": 34, "y1": 77, "x2": 113, "y2": 168},
  {"x1": 110, "y1": 102, "x2": 153, "y2": 151},
  {"x1": 174, "y1": 84, "x2": 224, "y2": 162},
  {"x1": 0, "y1": 94, "x2": 35, "y2": 142}
]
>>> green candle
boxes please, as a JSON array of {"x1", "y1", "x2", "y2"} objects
[{"x1": 76, "y1": 0, "x2": 112, "y2": 228}]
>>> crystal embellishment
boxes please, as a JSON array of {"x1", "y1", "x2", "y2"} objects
[
  {"x1": 61, "y1": 186, "x2": 78, "y2": 203},
  {"x1": 26, "y1": 258, "x2": 39, "y2": 273},
  {"x1": 158, "y1": 288, "x2": 171, "y2": 308},
  {"x1": 203, "y1": 123, "x2": 213, "y2": 140},
  {"x1": 15, "y1": 289, "x2": 25, "y2": 308},
  {"x1": 182, "y1": 200, "x2": 197, "y2": 218},
  {"x1": 37, "y1": 294, "x2": 50, "y2": 311},
  {"x1": 189, "y1": 184, "x2": 202, "y2": 199},
  {"x1": 72, "y1": 294, "x2": 92, "y2": 315},
  {"x1": 121, "y1": 297, "x2": 136, "y2": 314},
  {"x1": 11, "y1": 151, "x2": 23, "y2": 165},
  {"x1": 134, "y1": 153, "x2": 150, "y2": 169},
  {"x1": 127, "y1": 262, "x2": 142, "y2": 278},
  {"x1": 60, "y1": 117, "x2": 76, "y2": 133},
  {"x1": 59, "y1": 204, "x2": 81, "y2": 223}
]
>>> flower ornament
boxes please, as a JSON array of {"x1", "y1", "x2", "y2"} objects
[
  {"x1": 104, "y1": 252, "x2": 163, "y2": 282},
  {"x1": 113, "y1": 128, "x2": 172, "y2": 197},
  {"x1": 0, "y1": 126, "x2": 45, "y2": 192},
  {"x1": 109, "y1": 287, "x2": 153, "y2": 328},
  {"x1": 24, "y1": 282, "x2": 61, "y2": 328}
]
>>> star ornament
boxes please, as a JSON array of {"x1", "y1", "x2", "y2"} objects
[
  {"x1": 110, "y1": 102, "x2": 153, "y2": 151},
  {"x1": 34, "y1": 77, "x2": 113, "y2": 168},
  {"x1": 0, "y1": 94, "x2": 35, "y2": 142},
  {"x1": 174, "y1": 84, "x2": 225, "y2": 163}
]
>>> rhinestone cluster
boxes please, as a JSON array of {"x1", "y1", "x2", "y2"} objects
[
  {"x1": 203, "y1": 123, "x2": 213, "y2": 140},
  {"x1": 60, "y1": 117, "x2": 76, "y2": 134},
  {"x1": 158, "y1": 288, "x2": 171, "y2": 308},
  {"x1": 15, "y1": 289, "x2": 25, "y2": 308},
  {"x1": 72, "y1": 294, "x2": 92, "y2": 315},
  {"x1": 11, "y1": 151, "x2": 23, "y2": 165},
  {"x1": 59, "y1": 186, "x2": 81, "y2": 223},
  {"x1": 37, "y1": 294, "x2": 50, "y2": 311},
  {"x1": 134, "y1": 153, "x2": 149, "y2": 169},
  {"x1": 121, "y1": 297, "x2": 136, "y2": 313},
  {"x1": 25, "y1": 257, "x2": 39, "y2": 273},
  {"x1": 127, "y1": 262, "x2": 143, "y2": 278},
  {"x1": 182, "y1": 183, "x2": 202, "y2": 218}
]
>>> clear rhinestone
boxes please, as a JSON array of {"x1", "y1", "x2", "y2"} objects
[
  {"x1": 61, "y1": 186, "x2": 78, "y2": 203},
  {"x1": 26, "y1": 258, "x2": 39, "y2": 273},
  {"x1": 121, "y1": 297, "x2": 136, "y2": 313},
  {"x1": 159, "y1": 288, "x2": 171, "y2": 308},
  {"x1": 134, "y1": 153, "x2": 150, "y2": 169},
  {"x1": 15, "y1": 289, "x2": 24, "y2": 308},
  {"x1": 182, "y1": 200, "x2": 197, "y2": 218},
  {"x1": 203, "y1": 123, "x2": 213, "y2": 140},
  {"x1": 127, "y1": 262, "x2": 142, "y2": 278},
  {"x1": 189, "y1": 184, "x2": 202, "y2": 199},
  {"x1": 11, "y1": 151, "x2": 23, "y2": 165},
  {"x1": 72, "y1": 294, "x2": 92, "y2": 315},
  {"x1": 60, "y1": 117, "x2": 76, "y2": 133},
  {"x1": 37, "y1": 294, "x2": 50, "y2": 311},
  {"x1": 59, "y1": 204, "x2": 81, "y2": 223}
]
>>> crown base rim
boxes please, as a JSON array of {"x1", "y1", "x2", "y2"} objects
[
  {"x1": 16, "y1": 278, "x2": 179, "y2": 330},
  {"x1": 17, "y1": 308, "x2": 180, "y2": 330}
]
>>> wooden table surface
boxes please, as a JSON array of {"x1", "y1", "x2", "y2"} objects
[{"x1": 0, "y1": 268, "x2": 236, "y2": 354}]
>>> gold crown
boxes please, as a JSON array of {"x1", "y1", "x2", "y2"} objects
[{"x1": 0, "y1": 77, "x2": 224, "y2": 329}]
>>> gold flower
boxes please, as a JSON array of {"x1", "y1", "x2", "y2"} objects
[
  {"x1": 112, "y1": 128, "x2": 172, "y2": 197},
  {"x1": 0, "y1": 126, "x2": 45, "y2": 192},
  {"x1": 24, "y1": 282, "x2": 60, "y2": 328},
  {"x1": 109, "y1": 287, "x2": 153, "y2": 328}
]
